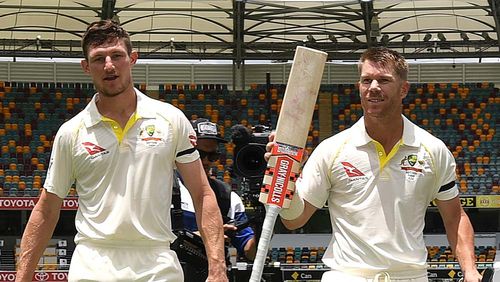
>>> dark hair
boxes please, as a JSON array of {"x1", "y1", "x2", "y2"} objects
[
  {"x1": 81, "y1": 20, "x2": 132, "y2": 60},
  {"x1": 358, "y1": 47, "x2": 409, "y2": 80}
]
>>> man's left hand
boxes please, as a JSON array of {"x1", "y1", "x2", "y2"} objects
[{"x1": 461, "y1": 269, "x2": 482, "y2": 282}]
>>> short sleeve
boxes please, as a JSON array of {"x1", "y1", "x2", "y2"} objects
[
  {"x1": 298, "y1": 142, "x2": 333, "y2": 209},
  {"x1": 434, "y1": 145, "x2": 459, "y2": 201},
  {"x1": 44, "y1": 125, "x2": 76, "y2": 199},
  {"x1": 174, "y1": 112, "x2": 199, "y2": 164}
]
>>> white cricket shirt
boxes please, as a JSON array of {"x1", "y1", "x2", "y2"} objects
[
  {"x1": 44, "y1": 89, "x2": 199, "y2": 245},
  {"x1": 299, "y1": 115, "x2": 458, "y2": 272}
]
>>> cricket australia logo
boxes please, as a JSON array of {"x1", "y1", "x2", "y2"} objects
[
  {"x1": 82, "y1": 142, "x2": 109, "y2": 159},
  {"x1": 400, "y1": 154, "x2": 424, "y2": 173},
  {"x1": 146, "y1": 125, "x2": 155, "y2": 136},
  {"x1": 139, "y1": 123, "x2": 163, "y2": 146},
  {"x1": 400, "y1": 154, "x2": 425, "y2": 182}
]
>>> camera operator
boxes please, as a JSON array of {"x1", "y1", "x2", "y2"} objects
[{"x1": 175, "y1": 118, "x2": 257, "y2": 280}]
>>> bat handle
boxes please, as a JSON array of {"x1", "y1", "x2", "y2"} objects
[
  {"x1": 481, "y1": 267, "x2": 494, "y2": 282},
  {"x1": 249, "y1": 205, "x2": 280, "y2": 282}
]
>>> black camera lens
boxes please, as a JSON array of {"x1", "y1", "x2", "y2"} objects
[{"x1": 233, "y1": 143, "x2": 267, "y2": 179}]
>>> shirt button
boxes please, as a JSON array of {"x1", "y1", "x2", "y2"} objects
[{"x1": 378, "y1": 151, "x2": 383, "y2": 156}]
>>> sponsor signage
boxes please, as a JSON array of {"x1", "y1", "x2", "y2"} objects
[
  {"x1": 277, "y1": 264, "x2": 493, "y2": 281},
  {"x1": 0, "y1": 271, "x2": 68, "y2": 282},
  {"x1": 0, "y1": 197, "x2": 78, "y2": 210},
  {"x1": 428, "y1": 195, "x2": 500, "y2": 208},
  {"x1": 282, "y1": 269, "x2": 324, "y2": 280}
]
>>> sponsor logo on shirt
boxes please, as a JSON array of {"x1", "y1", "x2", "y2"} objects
[
  {"x1": 341, "y1": 161, "x2": 365, "y2": 177},
  {"x1": 82, "y1": 142, "x2": 109, "y2": 158}
]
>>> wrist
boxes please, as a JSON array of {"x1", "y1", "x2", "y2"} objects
[
  {"x1": 279, "y1": 193, "x2": 304, "y2": 220},
  {"x1": 208, "y1": 261, "x2": 227, "y2": 274}
]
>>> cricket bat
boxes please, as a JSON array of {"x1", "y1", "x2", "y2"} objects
[
  {"x1": 249, "y1": 46, "x2": 327, "y2": 282},
  {"x1": 481, "y1": 267, "x2": 494, "y2": 282}
]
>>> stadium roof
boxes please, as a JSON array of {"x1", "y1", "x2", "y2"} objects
[{"x1": 0, "y1": 0, "x2": 498, "y2": 64}]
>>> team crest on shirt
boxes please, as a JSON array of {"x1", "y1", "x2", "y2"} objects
[
  {"x1": 146, "y1": 125, "x2": 155, "y2": 136},
  {"x1": 400, "y1": 154, "x2": 425, "y2": 181},
  {"x1": 139, "y1": 123, "x2": 164, "y2": 146}
]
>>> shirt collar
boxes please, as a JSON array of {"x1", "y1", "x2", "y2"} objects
[
  {"x1": 351, "y1": 115, "x2": 421, "y2": 148},
  {"x1": 83, "y1": 88, "x2": 155, "y2": 128},
  {"x1": 351, "y1": 116, "x2": 371, "y2": 147},
  {"x1": 401, "y1": 115, "x2": 421, "y2": 147}
]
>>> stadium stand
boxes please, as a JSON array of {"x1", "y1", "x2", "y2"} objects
[
  {"x1": 0, "y1": 239, "x2": 15, "y2": 271},
  {"x1": 0, "y1": 80, "x2": 498, "y2": 276},
  {"x1": 264, "y1": 245, "x2": 497, "y2": 266},
  {"x1": 0, "y1": 80, "x2": 497, "y2": 194},
  {"x1": 246, "y1": 82, "x2": 498, "y2": 195},
  {"x1": 11, "y1": 238, "x2": 70, "y2": 271}
]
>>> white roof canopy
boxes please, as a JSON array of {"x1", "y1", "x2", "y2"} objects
[{"x1": 0, "y1": 0, "x2": 498, "y2": 62}]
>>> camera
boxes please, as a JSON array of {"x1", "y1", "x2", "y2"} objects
[
  {"x1": 231, "y1": 124, "x2": 271, "y2": 179},
  {"x1": 230, "y1": 124, "x2": 271, "y2": 243}
]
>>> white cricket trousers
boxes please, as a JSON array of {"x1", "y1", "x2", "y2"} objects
[
  {"x1": 68, "y1": 241, "x2": 184, "y2": 282},
  {"x1": 322, "y1": 269, "x2": 429, "y2": 282}
]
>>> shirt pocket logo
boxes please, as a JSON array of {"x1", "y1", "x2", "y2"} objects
[{"x1": 138, "y1": 123, "x2": 165, "y2": 147}]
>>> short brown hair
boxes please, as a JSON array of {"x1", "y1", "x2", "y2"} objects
[
  {"x1": 358, "y1": 47, "x2": 409, "y2": 80},
  {"x1": 81, "y1": 20, "x2": 132, "y2": 60}
]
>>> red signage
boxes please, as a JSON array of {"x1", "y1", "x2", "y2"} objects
[
  {"x1": 267, "y1": 156, "x2": 293, "y2": 207},
  {"x1": 0, "y1": 271, "x2": 68, "y2": 282},
  {"x1": 0, "y1": 197, "x2": 78, "y2": 210}
]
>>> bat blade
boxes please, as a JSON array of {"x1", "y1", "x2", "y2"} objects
[
  {"x1": 250, "y1": 46, "x2": 327, "y2": 282},
  {"x1": 259, "y1": 46, "x2": 327, "y2": 209}
]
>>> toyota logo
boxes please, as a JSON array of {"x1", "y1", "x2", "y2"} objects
[{"x1": 34, "y1": 272, "x2": 49, "y2": 281}]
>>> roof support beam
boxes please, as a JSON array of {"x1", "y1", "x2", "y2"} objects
[
  {"x1": 360, "y1": 0, "x2": 375, "y2": 47},
  {"x1": 489, "y1": 0, "x2": 500, "y2": 48},
  {"x1": 234, "y1": 0, "x2": 245, "y2": 67},
  {"x1": 101, "y1": 0, "x2": 116, "y2": 20}
]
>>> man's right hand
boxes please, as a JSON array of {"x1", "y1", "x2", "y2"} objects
[{"x1": 265, "y1": 132, "x2": 309, "y2": 164}]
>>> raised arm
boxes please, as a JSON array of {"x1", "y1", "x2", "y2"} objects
[
  {"x1": 177, "y1": 159, "x2": 228, "y2": 282},
  {"x1": 264, "y1": 132, "x2": 318, "y2": 230},
  {"x1": 16, "y1": 189, "x2": 63, "y2": 282},
  {"x1": 436, "y1": 196, "x2": 482, "y2": 282}
]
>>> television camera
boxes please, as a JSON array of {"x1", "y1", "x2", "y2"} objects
[{"x1": 230, "y1": 124, "x2": 271, "y2": 220}]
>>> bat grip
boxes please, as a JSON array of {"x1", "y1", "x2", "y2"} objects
[
  {"x1": 481, "y1": 267, "x2": 494, "y2": 282},
  {"x1": 249, "y1": 205, "x2": 280, "y2": 282}
]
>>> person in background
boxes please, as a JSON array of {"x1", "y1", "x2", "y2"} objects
[
  {"x1": 181, "y1": 119, "x2": 256, "y2": 258},
  {"x1": 175, "y1": 118, "x2": 256, "y2": 281},
  {"x1": 16, "y1": 20, "x2": 227, "y2": 282},
  {"x1": 267, "y1": 47, "x2": 482, "y2": 282}
]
